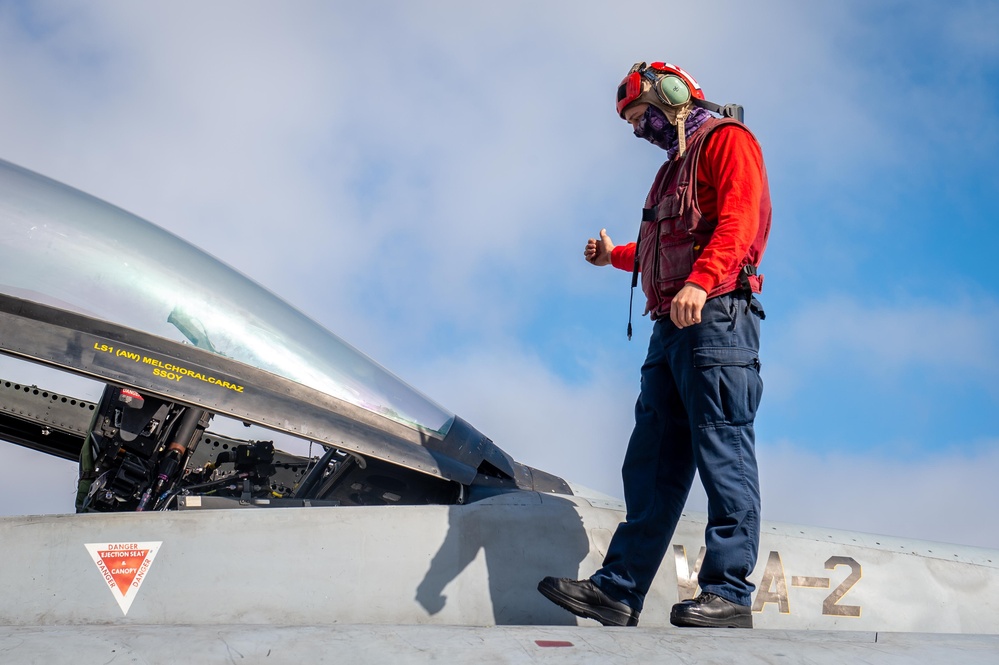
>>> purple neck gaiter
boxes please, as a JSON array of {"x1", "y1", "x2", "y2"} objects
[{"x1": 634, "y1": 105, "x2": 714, "y2": 159}]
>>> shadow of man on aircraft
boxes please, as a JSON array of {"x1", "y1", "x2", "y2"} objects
[{"x1": 416, "y1": 492, "x2": 591, "y2": 625}]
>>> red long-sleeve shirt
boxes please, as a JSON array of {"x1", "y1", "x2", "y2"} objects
[{"x1": 609, "y1": 124, "x2": 766, "y2": 295}]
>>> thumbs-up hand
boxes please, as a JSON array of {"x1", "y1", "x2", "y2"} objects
[{"x1": 584, "y1": 229, "x2": 615, "y2": 266}]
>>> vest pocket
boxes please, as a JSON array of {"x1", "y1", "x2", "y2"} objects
[
  {"x1": 653, "y1": 190, "x2": 693, "y2": 285},
  {"x1": 657, "y1": 232, "x2": 695, "y2": 284}
]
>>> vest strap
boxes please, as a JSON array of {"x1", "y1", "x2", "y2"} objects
[{"x1": 738, "y1": 263, "x2": 757, "y2": 291}]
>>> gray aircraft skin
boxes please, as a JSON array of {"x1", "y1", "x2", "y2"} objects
[{"x1": 0, "y1": 158, "x2": 996, "y2": 664}]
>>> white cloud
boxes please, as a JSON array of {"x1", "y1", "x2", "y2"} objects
[
  {"x1": 0, "y1": 1, "x2": 882, "y2": 351},
  {"x1": 415, "y1": 343, "x2": 640, "y2": 499},
  {"x1": 756, "y1": 440, "x2": 999, "y2": 550},
  {"x1": 765, "y1": 294, "x2": 999, "y2": 400}
]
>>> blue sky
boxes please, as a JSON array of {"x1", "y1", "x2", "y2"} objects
[{"x1": 0, "y1": 0, "x2": 996, "y2": 549}]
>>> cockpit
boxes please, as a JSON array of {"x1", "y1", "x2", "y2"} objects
[{"x1": 0, "y1": 159, "x2": 568, "y2": 512}]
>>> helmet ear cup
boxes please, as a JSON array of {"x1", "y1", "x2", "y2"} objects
[{"x1": 657, "y1": 75, "x2": 691, "y2": 106}]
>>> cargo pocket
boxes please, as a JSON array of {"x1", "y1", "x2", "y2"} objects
[{"x1": 692, "y1": 346, "x2": 762, "y2": 425}]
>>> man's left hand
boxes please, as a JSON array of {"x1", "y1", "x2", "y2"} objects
[{"x1": 670, "y1": 284, "x2": 707, "y2": 328}]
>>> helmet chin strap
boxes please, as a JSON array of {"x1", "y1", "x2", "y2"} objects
[{"x1": 663, "y1": 104, "x2": 693, "y2": 158}]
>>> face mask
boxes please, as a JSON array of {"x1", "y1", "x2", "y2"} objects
[{"x1": 633, "y1": 105, "x2": 675, "y2": 151}]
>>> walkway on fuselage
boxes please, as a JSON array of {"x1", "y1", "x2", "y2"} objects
[{"x1": 1, "y1": 625, "x2": 995, "y2": 664}]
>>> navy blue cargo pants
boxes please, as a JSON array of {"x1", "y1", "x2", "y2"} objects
[{"x1": 591, "y1": 291, "x2": 764, "y2": 610}]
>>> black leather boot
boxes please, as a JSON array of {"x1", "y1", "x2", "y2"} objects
[
  {"x1": 670, "y1": 593, "x2": 753, "y2": 628},
  {"x1": 537, "y1": 577, "x2": 640, "y2": 627}
]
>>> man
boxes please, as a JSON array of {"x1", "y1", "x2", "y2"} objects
[{"x1": 538, "y1": 62, "x2": 771, "y2": 629}]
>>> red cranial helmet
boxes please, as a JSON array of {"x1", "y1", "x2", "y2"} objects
[{"x1": 616, "y1": 61, "x2": 704, "y2": 118}]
